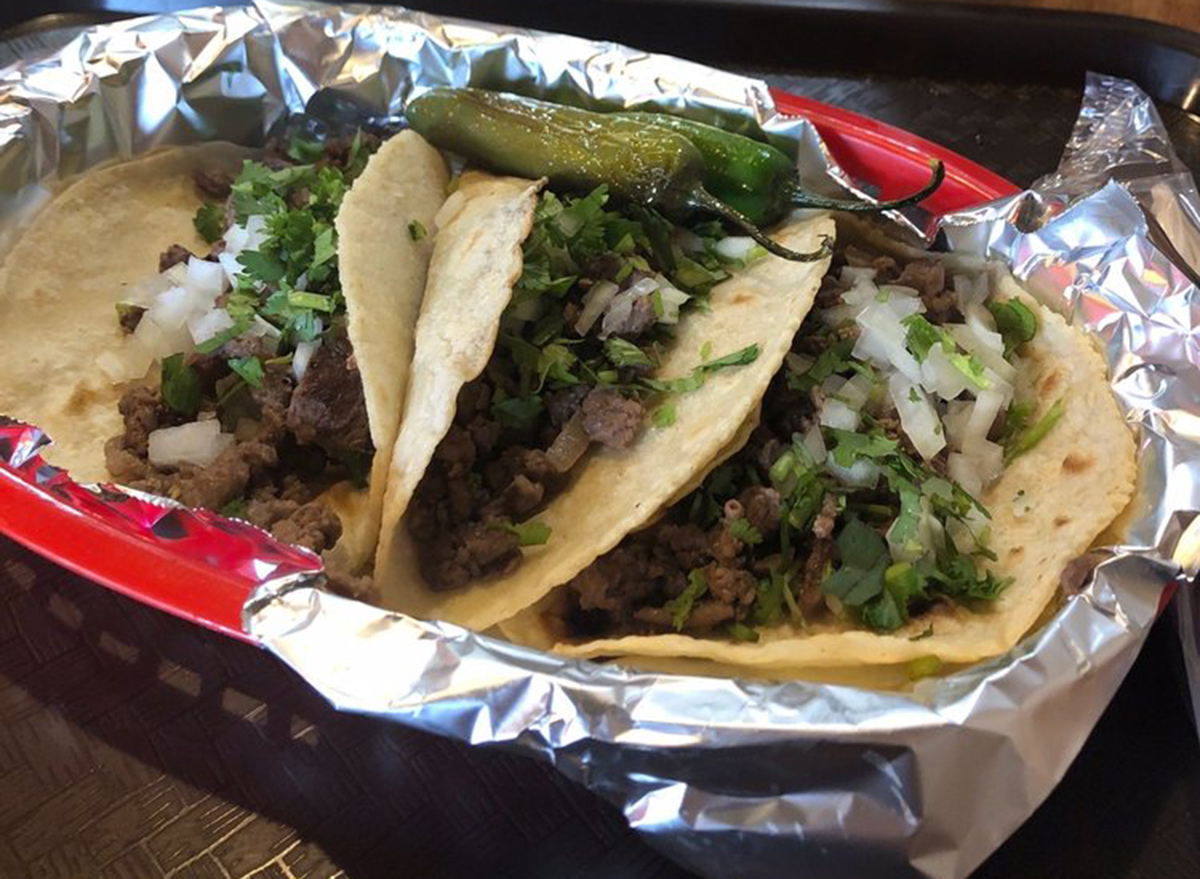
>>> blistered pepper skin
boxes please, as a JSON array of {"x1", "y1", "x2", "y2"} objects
[{"x1": 406, "y1": 88, "x2": 831, "y2": 263}]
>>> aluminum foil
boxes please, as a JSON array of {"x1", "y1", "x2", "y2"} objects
[{"x1": 0, "y1": 3, "x2": 1195, "y2": 877}]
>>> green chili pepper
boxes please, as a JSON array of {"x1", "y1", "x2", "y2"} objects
[
  {"x1": 405, "y1": 87, "x2": 831, "y2": 262},
  {"x1": 616, "y1": 111, "x2": 946, "y2": 227}
]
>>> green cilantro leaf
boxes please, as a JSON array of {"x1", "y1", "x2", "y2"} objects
[
  {"x1": 1004, "y1": 398, "x2": 1065, "y2": 463},
  {"x1": 195, "y1": 319, "x2": 251, "y2": 355},
  {"x1": 668, "y1": 568, "x2": 709, "y2": 631},
  {"x1": 903, "y1": 314, "x2": 944, "y2": 363},
  {"x1": 604, "y1": 338, "x2": 654, "y2": 368},
  {"x1": 491, "y1": 395, "x2": 543, "y2": 432},
  {"x1": 728, "y1": 517, "x2": 763, "y2": 546},
  {"x1": 496, "y1": 519, "x2": 552, "y2": 547},
  {"x1": 652, "y1": 403, "x2": 677, "y2": 428},
  {"x1": 227, "y1": 356, "x2": 264, "y2": 389},
  {"x1": 408, "y1": 220, "x2": 428, "y2": 242},
  {"x1": 193, "y1": 203, "x2": 226, "y2": 243},
  {"x1": 161, "y1": 353, "x2": 202, "y2": 417},
  {"x1": 237, "y1": 249, "x2": 286, "y2": 284},
  {"x1": 827, "y1": 429, "x2": 899, "y2": 468},
  {"x1": 822, "y1": 517, "x2": 889, "y2": 606},
  {"x1": 988, "y1": 298, "x2": 1038, "y2": 357},
  {"x1": 727, "y1": 621, "x2": 760, "y2": 642}
]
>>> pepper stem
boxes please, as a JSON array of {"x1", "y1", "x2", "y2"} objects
[
  {"x1": 688, "y1": 188, "x2": 833, "y2": 262},
  {"x1": 788, "y1": 159, "x2": 946, "y2": 213}
]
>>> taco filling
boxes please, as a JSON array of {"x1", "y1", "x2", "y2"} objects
[
  {"x1": 103, "y1": 135, "x2": 380, "y2": 566},
  {"x1": 557, "y1": 244, "x2": 1063, "y2": 642},
  {"x1": 409, "y1": 186, "x2": 764, "y2": 590}
]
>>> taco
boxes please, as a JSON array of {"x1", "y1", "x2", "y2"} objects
[
  {"x1": 0, "y1": 130, "x2": 448, "y2": 587},
  {"x1": 373, "y1": 172, "x2": 836, "y2": 630},
  {"x1": 499, "y1": 225, "x2": 1137, "y2": 670}
]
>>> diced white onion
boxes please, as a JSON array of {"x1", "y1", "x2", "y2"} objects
[
  {"x1": 827, "y1": 458, "x2": 880, "y2": 489},
  {"x1": 147, "y1": 420, "x2": 234, "y2": 469},
  {"x1": 246, "y1": 315, "x2": 282, "y2": 340},
  {"x1": 575, "y1": 280, "x2": 619, "y2": 335},
  {"x1": 838, "y1": 373, "x2": 874, "y2": 410},
  {"x1": 218, "y1": 252, "x2": 243, "y2": 286},
  {"x1": 819, "y1": 397, "x2": 860, "y2": 431},
  {"x1": 888, "y1": 374, "x2": 946, "y2": 460},
  {"x1": 293, "y1": 339, "x2": 321, "y2": 381},
  {"x1": 802, "y1": 422, "x2": 827, "y2": 464},
  {"x1": 840, "y1": 280, "x2": 877, "y2": 309},
  {"x1": 120, "y1": 272, "x2": 175, "y2": 308},
  {"x1": 947, "y1": 452, "x2": 982, "y2": 500},
  {"x1": 953, "y1": 272, "x2": 990, "y2": 309},
  {"x1": 961, "y1": 388, "x2": 1005, "y2": 452},
  {"x1": 943, "y1": 400, "x2": 973, "y2": 450},
  {"x1": 601, "y1": 280, "x2": 658, "y2": 339},
  {"x1": 840, "y1": 265, "x2": 876, "y2": 284},
  {"x1": 714, "y1": 236, "x2": 758, "y2": 263},
  {"x1": 133, "y1": 313, "x2": 192, "y2": 360},
  {"x1": 919, "y1": 343, "x2": 972, "y2": 400},
  {"x1": 626, "y1": 276, "x2": 661, "y2": 299},
  {"x1": 655, "y1": 284, "x2": 689, "y2": 325},
  {"x1": 545, "y1": 412, "x2": 590, "y2": 473},
  {"x1": 854, "y1": 301, "x2": 923, "y2": 383},
  {"x1": 145, "y1": 286, "x2": 197, "y2": 332},
  {"x1": 185, "y1": 257, "x2": 226, "y2": 301},
  {"x1": 187, "y1": 307, "x2": 235, "y2": 346},
  {"x1": 164, "y1": 263, "x2": 190, "y2": 287},
  {"x1": 949, "y1": 319, "x2": 1014, "y2": 383}
]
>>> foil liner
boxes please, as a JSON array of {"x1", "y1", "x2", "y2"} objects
[{"x1": 0, "y1": 3, "x2": 1195, "y2": 877}]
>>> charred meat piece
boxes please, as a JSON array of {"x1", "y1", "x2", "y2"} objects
[{"x1": 286, "y1": 335, "x2": 372, "y2": 457}]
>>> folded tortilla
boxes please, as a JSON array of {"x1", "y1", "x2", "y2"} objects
[
  {"x1": 499, "y1": 256, "x2": 1138, "y2": 669},
  {"x1": 373, "y1": 175, "x2": 836, "y2": 630},
  {"x1": 0, "y1": 134, "x2": 448, "y2": 573}
]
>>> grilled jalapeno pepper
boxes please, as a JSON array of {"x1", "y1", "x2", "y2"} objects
[
  {"x1": 406, "y1": 87, "x2": 831, "y2": 262},
  {"x1": 614, "y1": 111, "x2": 945, "y2": 226}
]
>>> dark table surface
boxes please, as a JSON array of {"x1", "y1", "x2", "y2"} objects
[{"x1": 1, "y1": 11, "x2": 1200, "y2": 879}]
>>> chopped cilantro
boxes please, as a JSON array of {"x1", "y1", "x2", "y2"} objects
[
  {"x1": 227, "y1": 356, "x2": 264, "y2": 389},
  {"x1": 989, "y1": 298, "x2": 1038, "y2": 357},
  {"x1": 161, "y1": 353, "x2": 202, "y2": 417},
  {"x1": 641, "y1": 344, "x2": 760, "y2": 394},
  {"x1": 220, "y1": 498, "x2": 249, "y2": 519},
  {"x1": 237, "y1": 249, "x2": 286, "y2": 284},
  {"x1": 1004, "y1": 398, "x2": 1065, "y2": 463},
  {"x1": 604, "y1": 338, "x2": 654, "y2": 368},
  {"x1": 786, "y1": 337, "x2": 855, "y2": 391},
  {"x1": 287, "y1": 291, "x2": 334, "y2": 312},
  {"x1": 408, "y1": 220, "x2": 428, "y2": 241},
  {"x1": 822, "y1": 518, "x2": 890, "y2": 606},
  {"x1": 652, "y1": 403, "x2": 677, "y2": 428},
  {"x1": 827, "y1": 428, "x2": 899, "y2": 468},
  {"x1": 195, "y1": 319, "x2": 251, "y2": 355},
  {"x1": 496, "y1": 519, "x2": 552, "y2": 547},
  {"x1": 903, "y1": 314, "x2": 945, "y2": 363},
  {"x1": 727, "y1": 621, "x2": 760, "y2": 643},
  {"x1": 668, "y1": 569, "x2": 709, "y2": 631},
  {"x1": 753, "y1": 573, "x2": 787, "y2": 627},
  {"x1": 193, "y1": 202, "x2": 226, "y2": 243},
  {"x1": 491, "y1": 395, "x2": 544, "y2": 433},
  {"x1": 728, "y1": 517, "x2": 763, "y2": 546}
]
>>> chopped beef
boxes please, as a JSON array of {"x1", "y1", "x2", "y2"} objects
[
  {"x1": 117, "y1": 385, "x2": 163, "y2": 455},
  {"x1": 269, "y1": 501, "x2": 341, "y2": 554},
  {"x1": 705, "y1": 562, "x2": 756, "y2": 609},
  {"x1": 174, "y1": 441, "x2": 276, "y2": 510},
  {"x1": 159, "y1": 244, "x2": 194, "y2": 272},
  {"x1": 738, "y1": 485, "x2": 782, "y2": 534},
  {"x1": 871, "y1": 255, "x2": 900, "y2": 283},
  {"x1": 119, "y1": 305, "x2": 145, "y2": 334},
  {"x1": 633, "y1": 599, "x2": 733, "y2": 633},
  {"x1": 812, "y1": 493, "x2": 839, "y2": 540},
  {"x1": 546, "y1": 385, "x2": 589, "y2": 427},
  {"x1": 580, "y1": 388, "x2": 644, "y2": 450},
  {"x1": 421, "y1": 522, "x2": 521, "y2": 591},
  {"x1": 286, "y1": 335, "x2": 372, "y2": 456},
  {"x1": 798, "y1": 536, "x2": 834, "y2": 614},
  {"x1": 897, "y1": 259, "x2": 957, "y2": 323},
  {"x1": 193, "y1": 169, "x2": 234, "y2": 199}
]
